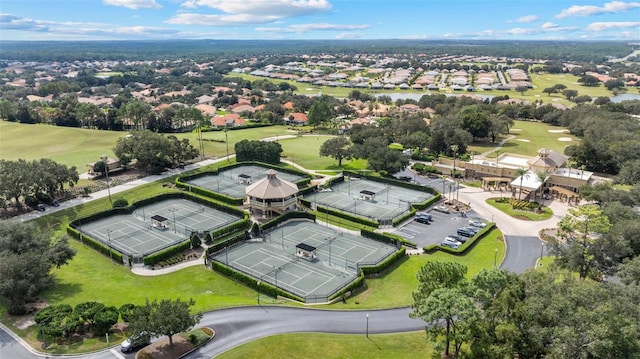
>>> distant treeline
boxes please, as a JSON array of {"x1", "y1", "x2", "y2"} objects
[{"x1": 0, "y1": 40, "x2": 634, "y2": 63}]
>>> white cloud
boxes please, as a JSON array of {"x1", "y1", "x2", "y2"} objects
[
  {"x1": 586, "y1": 21, "x2": 640, "y2": 31},
  {"x1": 179, "y1": 0, "x2": 331, "y2": 17},
  {"x1": 256, "y1": 23, "x2": 369, "y2": 33},
  {"x1": 508, "y1": 15, "x2": 538, "y2": 23},
  {"x1": 555, "y1": 1, "x2": 640, "y2": 18},
  {"x1": 103, "y1": 0, "x2": 162, "y2": 9},
  {"x1": 0, "y1": 13, "x2": 49, "y2": 31},
  {"x1": 541, "y1": 22, "x2": 558, "y2": 29},
  {"x1": 167, "y1": 13, "x2": 280, "y2": 25},
  {"x1": 335, "y1": 32, "x2": 364, "y2": 39}
]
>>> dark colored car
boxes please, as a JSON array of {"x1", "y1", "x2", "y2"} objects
[
  {"x1": 52, "y1": 200, "x2": 60, "y2": 207},
  {"x1": 415, "y1": 213, "x2": 433, "y2": 221},
  {"x1": 448, "y1": 234, "x2": 467, "y2": 243},
  {"x1": 397, "y1": 176, "x2": 412, "y2": 182},
  {"x1": 36, "y1": 204, "x2": 46, "y2": 212},
  {"x1": 415, "y1": 216, "x2": 431, "y2": 224},
  {"x1": 457, "y1": 227, "x2": 476, "y2": 237}
]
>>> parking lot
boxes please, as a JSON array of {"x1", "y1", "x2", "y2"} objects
[{"x1": 393, "y1": 207, "x2": 483, "y2": 248}]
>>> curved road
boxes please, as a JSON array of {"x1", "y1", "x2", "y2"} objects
[{"x1": 3, "y1": 159, "x2": 567, "y2": 358}]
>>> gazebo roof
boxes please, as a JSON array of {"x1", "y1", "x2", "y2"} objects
[{"x1": 245, "y1": 169, "x2": 298, "y2": 200}]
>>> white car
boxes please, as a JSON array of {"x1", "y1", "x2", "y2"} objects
[
  {"x1": 441, "y1": 237, "x2": 462, "y2": 249},
  {"x1": 469, "y1": 220, "x2": 486, "y2": 228},
  {"x1": 433, "y1": 205, "x2": 450, "y2": 214}
]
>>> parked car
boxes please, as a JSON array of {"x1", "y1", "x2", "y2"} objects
[
  {"x1": 396, "y1": 176, "x2": 412, "y2": 182},
  {"x1": 447, "y1": 234, "x2": 467, "y2": 243},
  {"x1": 52, "y1": 200, "x2": 59, "y2": 207},
  {"x1": 469, "y1": 220, "x2": 486, "y2": 228},
  {"x1": 121, "y1": 332, "x2": 150, "y2": 353},
  {"x1": 457, "y1": 227, "x2": 476, "y2": 237},
  {"x1": 36, "y1": 203, "x2": 46, "y2": 212},
  {"x1": 415, "y1": 216, "x2": 431, "y2": 224},
  {"x1": 415, "y1": 213, "x2": 433, "y2": 221},
  {"x1": 433, "y1": 205, "x2": 450, "y2": 214},
  {"x1": 441, "y1": 237, "x2": 462, "y2": 249}
]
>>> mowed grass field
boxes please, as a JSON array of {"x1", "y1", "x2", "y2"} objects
[
  {"x1": 467, "y1": 120, "x2": 579, "y2": 157},
  {"x1": 278, "y1": 135, "x2": 368, "y2": 170},
  {"x1": 217, "y1": 332, "x2": 432, "y2": 359},
  {"x1": 0, "y1": 121, "x2": 291, "y2": 170}
]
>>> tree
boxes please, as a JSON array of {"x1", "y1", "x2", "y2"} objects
[
  {"x1": 0, "y1": 221, "x2": 75, "y2": 314},
  {"x1": 573, "y1": 95, "x2": 592, "y2": 105},
  {"x1": 458, "y1": 105, "x2": 491, "y2": 141},
  {"x1": 542, "y1": 87, "x2": 558, "y2": 96},
  {"x1": 131, "y1": 298, "x2": 202, "y2": 347},
  {"x1": 604, "y1": 79, "x2": 625, "y2": 91},
  {"x1": 562, "y1": 89, "x2": 578, "y2": 100},
  {"x1": 367, "y1": 147, "x2": 409, "y2": 174},
  {"x1": 319, "y1": 136, "x2": 352, "y2": 167},
  {"x1": 578, "y1": 74, "x2": 599, "y2": 87},
  {"x1": 307, "y1": 96, "x2": 334, "y2": 128},
  {"x1": 117, "y1": 100, "x2": 151, "y2": 130},
  {"x1": 234, "y1": 139, "x2": 282, "y2": 164},
  {"x1": 553, "y1": 83, "x2": 567, "y2": 91},
  {"x1": 550, "y1": 204, "x2": 612, "y2": 279},
  {"x1": 535, "y1": 170, "x2": 549, "y2": 202},
  {"x1": 93, "y1": 306, "x2": 119, "y2": 336},
  {"x1": 514, "y1": 168, "x2": 529, "y2": 201},
  {"x1": 411, "y1": 262, "x2": 477, "y2": 358},
  {"x1": 514, "y1": 85, "x2": 529, "y2": 96},
  {"x1": 113, "y1": 131, "x2": 197, "y2": 174}
]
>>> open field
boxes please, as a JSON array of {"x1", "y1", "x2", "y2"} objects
[
  {"x1": 278, "y1": 135, "x2": 368, "y2": 170},
  {"x1": 467, "y1": 120, "x2": 579, "y2": 157},
  {"x1": 0, "y1": 121, "x2": 291, "y2": 170},
  {"x1": 217, "y1": 332, "x2": 432, "y2": 359}
]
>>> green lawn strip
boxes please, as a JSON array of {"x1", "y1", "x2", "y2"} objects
[
  {"x1": 278, "y1": 135, "x2": 368, "y2": 171},
  {"x1": 335, "y1": 229, "x2": 506, "y2": 309},
  {"x1": 486, "y1": 198, "x2": 553, "y2": 221},
  {"x1": 216, "y1": 332, "x2": 432, "y2": 359},
  {"x1": 467, "y1": 120, "x2": 579, "y2": 158}
]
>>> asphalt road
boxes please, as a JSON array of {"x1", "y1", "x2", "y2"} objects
[
  {"x1": 1, "y1": 307, "x2": 424, "y2": 359},
  {"x1": 501, "y1": 235, "x2": 546, "y2": 273}
]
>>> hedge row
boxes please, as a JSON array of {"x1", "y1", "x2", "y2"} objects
[
  {"x1": 259, "y1": 211, "x2": 316, "y2": 232},
  {"x1": 206, "y1": 231, "x2": 248, "y2": 255},
  {"x1": 201, "y1": 123, "x2": 273, "y2": 133},
  {"x1": 317, "y1": 205, "x2": 379, "y2": 228},
  {"x1": 210, "y1": 260, "x2": 304, "y2": 302},
  {"x1": 411, "y1": 194, "x2": 441, "y2": 211},
  {"x1": 209, "y1": 219, "x2": 250, "y2": 242},
  {"x1": 66, "y1": 226, "x2": 124, "y2": 263},
  {"x1": 329, "y1": 270, "x2": 365, "y2": 302},
  {"x1": 323, "y1": 175, "x2": 345, "y2": 188},
  {"x1": 360, "y1": 229, "x2": 417, "y2": 248},
  {"x1": 392, "y1": 208, "x2": 416, "y2": 227},
  {"x1": 143, "y1": 240, "x2": 191, "y2": 266},
  {"x1": 432, "y1": 222, "x2": 497, "y2": 254},
  {"x1": 360, "y1": 247, "x2": 406, "y2": 276}
]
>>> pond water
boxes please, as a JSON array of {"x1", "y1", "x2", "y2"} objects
[{"x1": 610, "y1": 93, "x2": 640, "y2": 103}]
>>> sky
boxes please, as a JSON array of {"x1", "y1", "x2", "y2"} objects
[{"x1": 0, "y1": 0, "x2": 639, "y2": 41}]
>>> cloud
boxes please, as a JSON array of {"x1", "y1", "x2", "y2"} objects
[
  {"x1": 256, "y1": 23, "x2": 369, "y2": 33},
  {"x1": 103, "y1": 0, "x2": 162, "y2": 9},
  {"x1": 586, "y1": 21, "x2": 640, "y2": 31},
  {"x1": 179, "y1": 0, "x2": 331, "y2": 17},
  {"x1": 555, "y1": 1, "x2": 640, "y2": 18},
  {"x1": 167, "y1": 13, "x2": 280, "y2": 26},
  {"x1": 0, "y1": 13, "x2": 49, "y2": 31},
  {"x1": 508, "y1": 15, "x2": 538, "y2": 23}
]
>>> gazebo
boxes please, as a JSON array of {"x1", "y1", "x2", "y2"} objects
[{"x1": 245, "y1": 170, "x2": 299, "y2": 217}]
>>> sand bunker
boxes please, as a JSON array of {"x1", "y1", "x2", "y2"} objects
[
  {"x1": 517, "y1": 139, "x2": 530, "y2": 142},
  {"x1": 558, "y1": 137, "x2": 573, "y2": 142},
  {"x1": 548, "y1": 129, "x2": 568, "y2": 133},
  {"x1": 511, "y1": 128, "x2": 522, "y2": 131}
]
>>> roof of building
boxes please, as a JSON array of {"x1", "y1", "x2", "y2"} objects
[
  {"x1": 245, "y1": 170, "x2": 298, "y2": 200},
  {"x1": 151, "y1": 215, "x2": 168, "y2": 222},
  {"x1": 296, "y1": 243, "x2": 316, "y2": 252}
]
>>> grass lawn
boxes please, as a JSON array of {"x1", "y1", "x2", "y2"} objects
[
  {"x1": 467, "y1": 120, "x2": 579, "y2": 158},
  {"x1": 334, "y1": 228, "x2": 506, "y2": 309},
  {"x1": 278, "y1": 135, "x2": 368, "y2": 171},
  {"x1": 0, "y1": 121, "x2": 292, "y2": 170},
  {"x1": 486, "y1": 198, "x2": 553, "y2": 221},
  {"x1": 216, "y1": 332, "x2": 433, "y2": 359}
]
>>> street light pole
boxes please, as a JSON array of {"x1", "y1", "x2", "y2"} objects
[
  {"x1": 169, "y1": 207, "x2": 179, "y2": 233},
  {"x1": 494, "y1": 248, "x2": 498, "y2": 267},
  {"x1": 257, "y1": 280, "x2": 261, "y2": 305},
  {"x1": 224, "y1": 129, "x2": 230, "y2": 162},
  {"x1": 101, "y1": 154, "x2": 112, "y2": 205},
  {"x1": 366, "y1": 313, "x2": 369, "y2": 338}
]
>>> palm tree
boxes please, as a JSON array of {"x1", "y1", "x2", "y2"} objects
[
  {"x1": 514, "y1": 168, "x2": 529, "y2": 201},
  {"x1": 535, "y1": 171, "x2": 549, "y2": 202}
]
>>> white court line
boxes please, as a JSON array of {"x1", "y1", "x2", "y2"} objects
[{"x1": 109, "y1": 348, "x2": 126, "y2": 359}]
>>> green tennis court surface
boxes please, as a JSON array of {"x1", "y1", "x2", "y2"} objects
[
  {"x1": 79, "y1": 198, "x2": 244, "y2": 258},
  {"x1": 184, "y1": 165, "x2": 306, "y2": 199},
  {"x1": 303, "y1": 177, "x2": 433, "y2": 223},
  {"x1": 211, "y1": 220, "x2": 398, "y2": 303}
]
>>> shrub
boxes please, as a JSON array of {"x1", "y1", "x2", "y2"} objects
[
  {"x1": 188, "y1": 333, "x2": 198, "y2": 344},
  {"x1": 112, "y1": 197, "x2": 128, "y2": 208},
  {"x1": 35, "y1": 192, "x2": 52, "y2": 205}
]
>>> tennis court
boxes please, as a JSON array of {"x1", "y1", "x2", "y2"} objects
[
  {"x1": 184, "y1": 165, "x2": 306, "y2": 198},
  {"x1": 304, "y1": 177, "x2": 433, "y2": 223},
  {"x1": 79, "y1": 198, "x2": 244, "y2": 259},
  {"x1": 211, "y1": 221, "x2": 398, "y2": 303}
]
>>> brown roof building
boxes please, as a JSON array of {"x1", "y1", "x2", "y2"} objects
[{"x1": 245, "y1": 170, "x2": 299, "y2": 218}]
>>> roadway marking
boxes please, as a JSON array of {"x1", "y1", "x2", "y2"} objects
[{"x1": 110, "y1": 348, "x2": 126, "y2": 359}]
